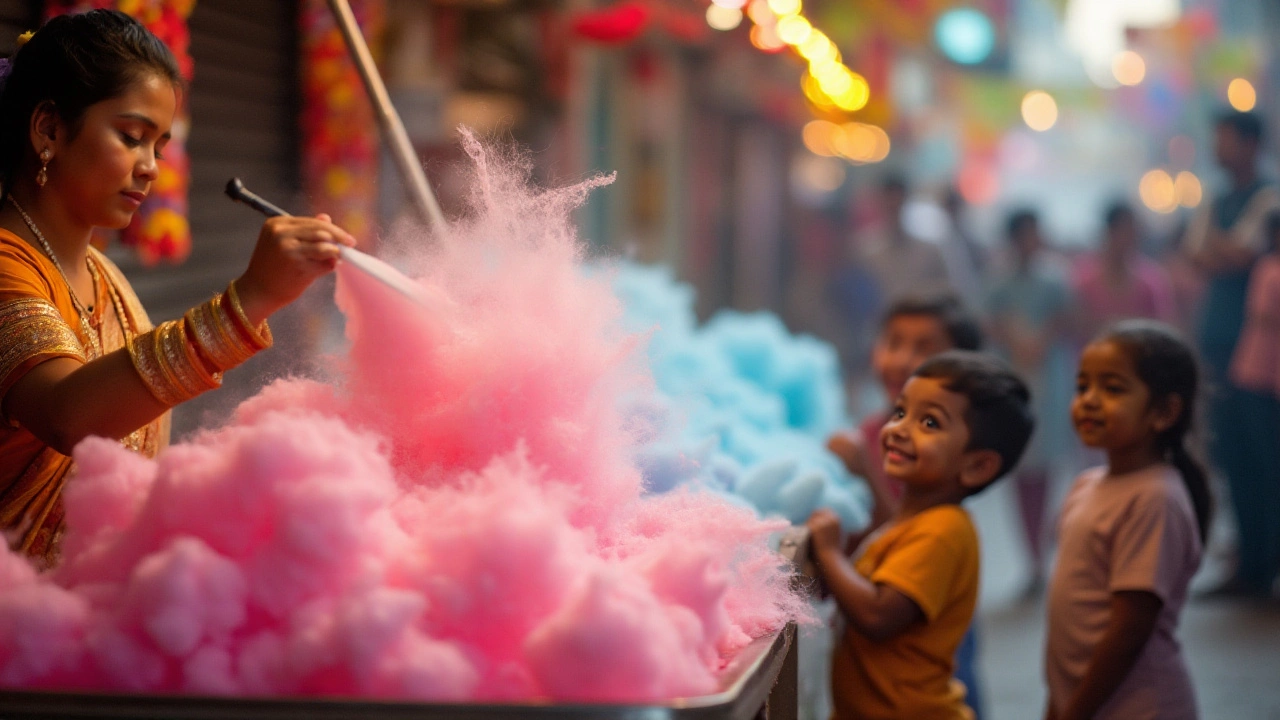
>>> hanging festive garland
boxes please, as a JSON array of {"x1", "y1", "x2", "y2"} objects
[
  {"x1": 46, "y1": 0, "x2": 196, "y2": 266},
  {"x1": 300, "y1": 0, "x2": 384, "y2": 244}
]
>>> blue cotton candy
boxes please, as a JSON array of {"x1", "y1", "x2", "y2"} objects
[{"x1": 608, "y1": 262, "x2": 871, "y2": 531}]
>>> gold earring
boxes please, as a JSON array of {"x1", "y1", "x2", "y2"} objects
[{"x1": 36, "y1": 148, "x2": 50, "y2": 188}]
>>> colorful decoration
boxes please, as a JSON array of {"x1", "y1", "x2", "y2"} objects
[
  {"x1": 300, "y1": 0, "x2": 384, "y2": 245},
  {"x1": 46, "y1": 0, "x2": 195, "y2": 265}
]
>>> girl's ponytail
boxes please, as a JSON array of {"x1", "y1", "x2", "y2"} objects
[
  {"x1": 1166, "y1": 438, "x2": 1211, "y2": 544},
  {"x1": 1102, "y1": 319, "x2": 1212, "y2": 544}
]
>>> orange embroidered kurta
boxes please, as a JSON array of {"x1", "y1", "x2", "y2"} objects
[{"x1": 0, "y1": 229, "x2": 168, "y2": 566}]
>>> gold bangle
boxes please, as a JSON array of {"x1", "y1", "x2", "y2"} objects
[
  {"x1": 128, "y1": 324, "x2": 187, "y2": 407},
  {"x1": 128, "y1": 320, "x2": 220, "y2": 407},
  {"x1": 225, "y1": 280, "x2": 273, "y2": 351},
  {"x1": 185, "y1": 294, "x2": 255, "y2": 371}
]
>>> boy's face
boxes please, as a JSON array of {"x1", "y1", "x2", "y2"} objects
[
  {"x1": 879, "y1": 376, "x2": 973, "y2": 488},
  {"x1": 873, "y1": 315, "x2": 953, "y2": 401}
]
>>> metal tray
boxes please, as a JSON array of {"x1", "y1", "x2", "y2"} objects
[{"x1": 0, "y1": 624, "x2": 795, "y2": 720}]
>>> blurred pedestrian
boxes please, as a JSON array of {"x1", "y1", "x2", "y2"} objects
[
  {"x1": 940, "y1": 186, "x2": 989, "y2": 314},
  {"x1": 1182, "y1": 110, "x2": 1280, "y2": 597},
  {"x1": 855, "y1": 176, "x2": 951, "y2": 305},
  {"x1": 1072, "y1": 201, "x2": 1176, "y2": 341},
  {"x1": 988, "y1": 209, "x2": 1075, "y2": 592}
]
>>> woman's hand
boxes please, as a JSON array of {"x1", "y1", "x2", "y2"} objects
[{"x1": 234, "y1": 213, "x2": 356, "y2": 325}]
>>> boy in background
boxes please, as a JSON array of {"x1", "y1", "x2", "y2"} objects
[{"x1": 809, "y1": 352, "x2": 1034, "y2": 720}]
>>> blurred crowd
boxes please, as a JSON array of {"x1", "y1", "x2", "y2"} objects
[{"x1": 791, "y1": 109, "x2": 1280, "y2": 600}]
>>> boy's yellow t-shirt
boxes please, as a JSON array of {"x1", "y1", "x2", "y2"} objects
[{"x1": 831, "y1": 504, "x2": 979, "y2": 720}]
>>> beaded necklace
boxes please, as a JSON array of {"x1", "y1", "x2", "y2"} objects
[{"x1": 9, "y1": 196, "x2": 108, "y2": 357}]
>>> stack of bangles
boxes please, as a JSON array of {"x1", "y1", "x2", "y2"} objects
[{"x1": 127, "y1": 281, "x2": 273, "y2": 406}]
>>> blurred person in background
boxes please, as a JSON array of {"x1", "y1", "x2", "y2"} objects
[
  {"x1": 987, "y1": 209, "x2": 1076, "y2": 593},
  {"x1": 1072, "y1": 201, "x2": 1177, "y2": 341},
  {"x1": 855, "y1": 175, "x2": 951, "y2": 305},
  {"x1": 939, "y1": 186, "x2": 989, "y2": 314},
  {"x1": 1183, "y1": 110, "x2": 1280, "y2": 597}
]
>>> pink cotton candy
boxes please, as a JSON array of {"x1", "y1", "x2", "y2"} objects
[{"x1": 0, "y1": 132, "x2": 805, "y2": 703}]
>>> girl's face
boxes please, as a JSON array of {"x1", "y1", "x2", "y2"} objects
[
  {"x1": 1071, "y1": 340, "x2": 1174, "y2": 452},
  {"x1": 47, "y1": 72, "x2": 176, "y2": 230}
]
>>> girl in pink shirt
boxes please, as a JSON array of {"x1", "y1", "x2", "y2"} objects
[{"x1": 1046, "y1": 321, "x2": 1209, "y2": 720}]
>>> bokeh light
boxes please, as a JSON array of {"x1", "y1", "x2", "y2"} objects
[
  {"x1": 831, "y1": 72, "x2": 870, "y2": 112},
  {"x1": 776, "y1": 15, "x2": 813, "y2": 45},
  {"x1": 710, "y1": 0, "x2": 747, "y2": 8},
  {"x1": 934, "y1": 8, "x2": 996, "y2": 65},
  {"x1": 749, "y1": 23, "x2": 786, "y2": 52},
  {"x1": 766, "y1": 0, "x2": 800, "y2": 17},
  {"x1": 1021, "y1": 90, "x2": 1058, "y2": 132},
  {"x1": 792, "y1": 154, "x2": 846, "y2": 196},
  {"x1": 746, "y1": 0, "x2": 774, "y2": 25},
  {"x1": 706, "y1": 4, "x2": 743, "y2": 31},
  {"x1": 1139, "y1": 169, "x2": 1177, "y2": 213},
  {"x1": 798, "y1": 31, "x2": 837, "y2": 64},
  {"x1": 1228, "y1": 78, "x2": 1257, "y2": 112},
  {"x1": 802, "y1": 120, "x2": 842, "y2": 157},
  {"x1": 1111, "y1": 51, "x2": 1146, "y2": 86},
  {"x1": 1175, "y1": 171, "x2": 1202, "y2": 208}
]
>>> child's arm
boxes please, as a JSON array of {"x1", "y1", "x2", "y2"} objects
[
  {"x1": 1057, "y1": 590, "x2": 1161, "y2": 720},
  {"x1": 806, "y1": 509, "x2": 923, "y2": 642}
]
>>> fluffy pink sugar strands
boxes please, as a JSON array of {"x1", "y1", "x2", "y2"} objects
[{"x1": 0, "y1": 132, "x2": 804, "y2": 703}]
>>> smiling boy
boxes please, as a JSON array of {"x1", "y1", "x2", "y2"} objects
[{"x1": 808, "y1": 351, "x2": 1034, "y2": 720}]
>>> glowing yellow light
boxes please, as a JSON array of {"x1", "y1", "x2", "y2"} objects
[
  {"x1": 1139, "y1": 169, "x2": 1177, "y2": 214},
  {"x1": 766, "y1": 0, "x2": 801, "y2": 16},
  {"x1": 706, "y1": 4, "x2": 743, "y2": 30},
  {"x1": 801, "y1": 73, "x2": 836, "y2": 110},
  {"x1": 803, "y1": 120, "x2": 842, "y2": 157},
  {"x1": 746, "y1": 0, "x2": 773, "y2": 25},
  {"x1": 815, "y1": 64, "x2": 855, "y2": 97},
  {"x1": 1175, "y1": 171, "x2": 1202, "y2": 208},
  {"x1": 749, "y1": 23, "x2": 786, "y2": 51},
  {"x1": 1021, "y1": 90, "x2": 1058, "y2": 132},
  {"x1": 832, "y1": 72, "x2": 870, "y2": 112},
  {"x1": 1111, "y1": 51, "x2": 1146, "y2": 86},
  {"x1": 1228, "y1": 78, "x2": 1257, "y2": 112},
  {"x1": 798, "y1": 31, "x2": 835, "y2": 63},
  {"x1": 776, "y1": 15, "x2": 812, "y2": 45}
]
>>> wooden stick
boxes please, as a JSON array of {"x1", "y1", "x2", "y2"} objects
[{"x1": 324, "y1": 0, "x2": 448, "y2": 233}]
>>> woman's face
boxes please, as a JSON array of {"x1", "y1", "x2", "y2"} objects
[{"x1": 47, "y1": 72, "x2": 177, "y2": 230}]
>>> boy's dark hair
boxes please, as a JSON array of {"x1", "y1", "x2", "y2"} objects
[
  {"x1": 1104, "y1": 200, "x2": 1134, "y2": 229},
  {"x1": 1006, "y1": 208, "x2": 1038, "y2": 241},
  {"x1": 1215, "y1": 109, "x2": 1265, "y2": 145},
  {"x1": 912, "y1": 351, "x2": 1034, "y2": 490},
  {"x1": 0, "y1": 10, "x2": 182, "y2": 196},
  {"x1": 881, "y1": 294, "x2": 983, "y2": 351}
]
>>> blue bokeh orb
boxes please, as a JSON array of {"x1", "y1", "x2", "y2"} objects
[{"x1": 935, "y1": 8, "x2": 996, "y2": 65}]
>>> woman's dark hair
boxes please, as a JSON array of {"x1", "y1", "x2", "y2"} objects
[
  {"x1": 0, "y1": 10, "x2": 182, "y2": 195},
  {"x1": 1100, "y1": 320, "x2": 1212, "y2": 542},
  {"x1": 912, "y1": 350, "x2": 1034, "y2": 490},
  {"x1": 881, "y1": 293, "x2": 984, "y2": 351},
  {"x1": 1215, "y1": 109, "x2": 1265, "y2": 145}
]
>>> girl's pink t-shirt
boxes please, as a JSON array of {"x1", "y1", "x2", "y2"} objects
[
  {"x1": 1046, "y1": 464, "x2": 1201, "y2": 720},
  {"x1": 1230, "y1": 256, "x2": 1280, "y2": 397}
]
